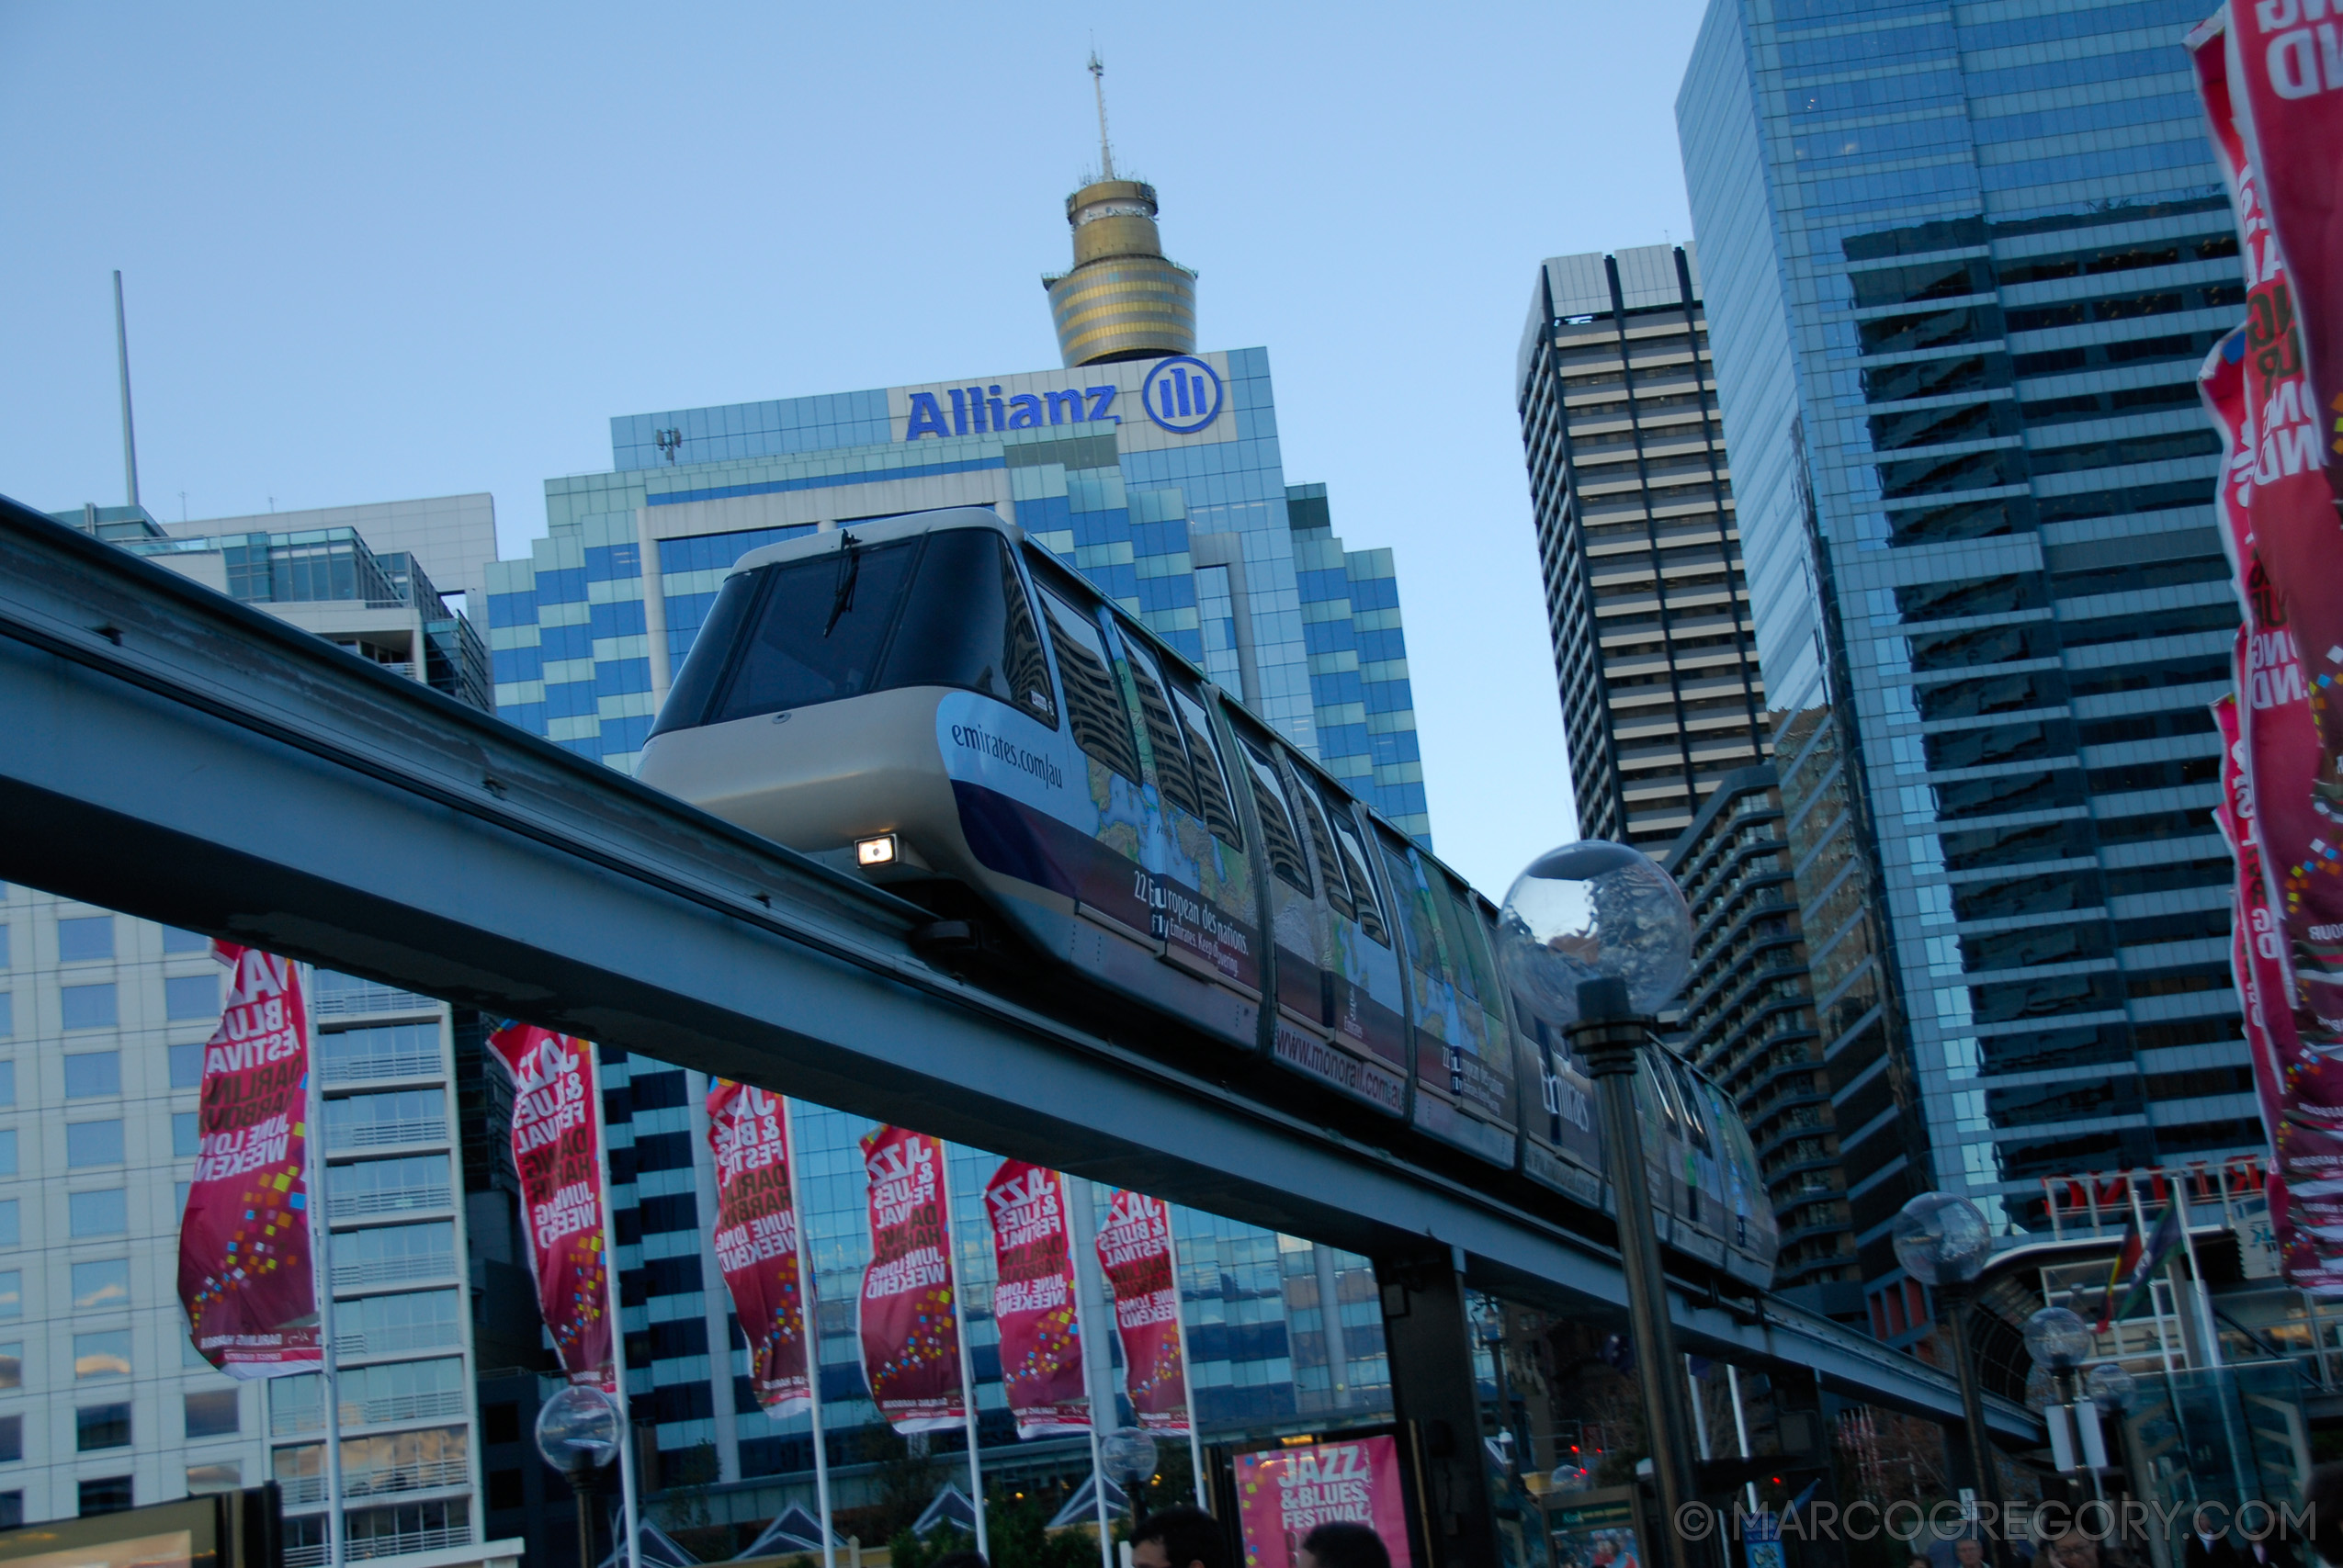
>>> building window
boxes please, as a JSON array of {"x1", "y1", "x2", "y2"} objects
[
  {"x1": 164, "y1": 975, "x2": 220, "y2": 1021},
  {"x1": 58, "y1": 917, "x2": 114, "y2": 964},
  {"x1": 0, "y1": 1201, "x2": 17, "y2": 1249},
  {"x1": 162, "y1": 927, "x2": 211, "y2": 954},
  {"x1": 74, "y1": 1330, "x2": 131, "y2": 1380},
  {"x1": 67, "y1": 1121, "x2": 123, "y2": 1168},
  {"x1": 0, "y1": 1416, "x2": 18, "y2": 1463},
  {"x1": 174, "y1": 1113, "x2": 199, "y2": 1158},
  {"x1": 77, "y1": 1403, "x2": 132, "y2": 1451},
  {"x1": 70, "y1": 1259, "x2": 127, "y2": 1311},
  {"x1": 0, "y1": 1131, "x2": 16, "y2": 1179},
  {"x1": 487, "y1": 1469, "x2": 524, "y2": 1511},
  {"x1": 0, "y1": 1273, "x2": 19, "y2": 1321},
  {"x1": 0, "y1": 1345, "x2": 19, "y2": 1390},
  {"x1": 69, "y1": 1190, "x2": 128, "y2": 1238},
  {"x1": 187, "y1": 1461, "x2": 242, "y2": 1495},
  {"x1": 63, "y1": 1053, "x2": 121, "y2": 1100},
  {"x1": 184, "y1": 1390, "x2": 239, "y2": 1438},
  {"x1": 77, "y1": 1477, "x2": 132, "y2": 1516},
  {"x1": 0, "y1": 1492, "x2": 19, "y2": 1528},
  {"x1": 169, "y1": 1043, "x2": 202, "y2": 1089},
  {"x1": 61, "y1": 985, "x2": 118, "y2": 1031},
  {"x1": 0, "y1": 1063, "x2": 13, "y2": 1108}
]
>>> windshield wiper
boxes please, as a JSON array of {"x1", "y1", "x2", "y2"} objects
[{"x1": 823, "y1": 532, "x2": 862, "y2": 637}]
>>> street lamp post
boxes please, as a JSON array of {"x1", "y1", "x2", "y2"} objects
[
  {"x1": 1499, "y1": 842, "x2": 1701, "y2": 1568},
  {"x1": 1892, "y1": 1194, "x2": 1998, "y2": 1554},
  {"x1": 2024, "y1": 1306, "x2": 2095, "y2": 1506},
  {"x1": 536, "y1": 1383, "x2": 624, "y2": 1568}
]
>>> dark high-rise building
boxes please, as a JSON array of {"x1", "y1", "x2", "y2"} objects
[
  {"x1": 1679, "y1": 0, "x2": 2254, "y2": 1314},
  {"x1": 1664, "y1": 767, "x2": 1859, "y2": 1320},
  {"x1": 1516, "y1": 244, "x2": 1769, "y2": 852}
]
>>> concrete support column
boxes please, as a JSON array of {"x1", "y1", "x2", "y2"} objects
[{"x1": 1373, "y1": 1245, "x2": 1496, "y2": 1568}]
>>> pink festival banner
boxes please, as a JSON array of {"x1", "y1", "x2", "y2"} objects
[
  {"x1": 858, "y1": 1125, "x2": 966, "y2": 1433},
  {"x1": 1094, "y1": 1190, "x2": 1191, "y2": 1433},
  {"x1": 488, "y1": 1023, "x2": 614, "y2": 1385},
  {"x1": 177, "y1": 943, "x2": 322, "y2": 1378},
  {"x1": 707, "y1": 1082, "x2": 813, "y2": 1415},
  {"x1": 1234, "y1": 1435, "x2": 1414, "y2": 1568},
  {"x1": 983, "y1": 1161, "x2": 1090, "y2": 1438}
]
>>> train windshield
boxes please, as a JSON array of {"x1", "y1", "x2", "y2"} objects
[{"x1": 651, "y1": 528, "x2": 1057, "y2": 737}]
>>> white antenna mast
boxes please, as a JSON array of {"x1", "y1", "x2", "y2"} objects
[
  {"x1": 1088, "y1": 51, "x2": 1115, "y2": 181},
  {"x1": 114, "y1": 270, "x2": 141, "y2": 509}
]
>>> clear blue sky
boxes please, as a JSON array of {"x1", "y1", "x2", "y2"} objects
[{"x1": 2, "y1": 1, "x2": 1710, "y2": 898}]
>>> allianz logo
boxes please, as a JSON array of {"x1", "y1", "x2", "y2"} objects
[{"x1": 902, "y1": 355, "x2": 1225, "y2": 441}]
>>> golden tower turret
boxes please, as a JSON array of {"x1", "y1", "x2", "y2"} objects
[{"x1": 1043, "y1": 57, "x2": 1198, "y2": 367}]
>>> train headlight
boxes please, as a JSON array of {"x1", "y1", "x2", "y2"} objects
[{"x1": 855, "y1": 833, "x2": 900, "y2": 868}]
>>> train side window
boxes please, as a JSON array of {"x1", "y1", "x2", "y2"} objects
[
  {"x1": 1319, "y1": 791, "x2": 1389, "y2": 948},
  {"x1": 1118, "y1": 639, "x2": 1203, "y2": 822},
  {"x1": 1235, "y1": 731, "x2": 1312, "y2": 895},
  {"x1": 707, "y1": 537, "x2": 921, "y2": 725},
  {"x1": 1282, "y1": 759, "x2": 1357, "y2": 923},
  {"x1": 880, "y1": 529, "x2": 1057, "y2": 725},
  {"x1": 1166, "y1": 681, "x2": 1245, "y2": 852},
  {"x1": 1036, "y1": 585, "x2": 1142, "y2": 784},
  {"x1": 1380, "y1": 838, "x2": 1442, "y2": 982},
  {"x1": 1433, "y1": 878, "x2": 1493, "y2": 1005}
]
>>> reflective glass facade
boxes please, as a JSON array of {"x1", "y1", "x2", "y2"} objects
[{"x1": 1679, "y1": 0, "x2": 2253, "y2": 1306}]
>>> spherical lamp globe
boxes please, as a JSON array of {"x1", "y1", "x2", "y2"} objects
[
  {"x1": 2022, "y1": 1306, "x2": 2095, "y2": 1371},
  {"x1": 534, "y1": 1382, "x2": 622, "y2": 1474},
  {"x1": 1890, "y1": 1191, "x2": 1993, "y2": 1286},
  {"x1": 1100, "y1": 1427, "x2": 1158, "y2": 1483},
  {"x1": 2086, "y1": 1361, "x2": 2137, "y2": 1415},
  {"x1": 1498, "y1": 840, "x2": 1692, "y2": 1029}
]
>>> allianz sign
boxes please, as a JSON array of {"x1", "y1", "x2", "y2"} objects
[{"x1": 902, "y1": 355, "x2": 1225, "y2": 441}]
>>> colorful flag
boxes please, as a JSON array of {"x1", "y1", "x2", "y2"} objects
[
  {"x1": 2094, "y1": 1213, "x2": 2145, "y2": 1333},
  {"x1": 2107, "y1": 1205, "x2": 2187, "y2": 1328},
  {"x1": 488, "y1": 1022, "x2": 613, "y2": 1386},
  {"x1": 982, "y1": 1161, "x2": 1089, "y2": 1438},
  {"x1": 2219, "y1": 0, "x2": 2343, "y2": 499},
  {"x1": 858, "y1": 1126, "x2": 965, "y2": 1433},
  {"x1": 1234, "y1": 1435, "x2": 1414, "y2": 1568},
  {"x1": 707, "y1": 1081, "x2": 813, "y2": 1415},
  {"x1": 1093, "y1": 1190, "x2": 1192, "y2": 1434},
  {"x1": 177, "y1": 943, "x2": 322, "y2": 1378}
]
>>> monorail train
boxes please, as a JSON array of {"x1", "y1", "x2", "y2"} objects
[{"x1": 638, "y1": 507, "x2": 1779, "y2": 1287}]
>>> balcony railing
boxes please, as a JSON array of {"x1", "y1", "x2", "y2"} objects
[
  {"x1": 327, "y1": 1118, "x2": 447, "y2": 1153},
  {"x1": 331, "y1": 1251, "x2": 457, "y2": 1291},
  {"x1": 334, "y1": 1320, "x2": 461, "y2": 1359},
  {"x1": 331, "y1": 1184, "x2": 452, "y2": 1221},
  {"x1": 279, "y1": 1458, "x2": 470, "y2": 1506},
  {"x1": 321, "y1": 1050, "x2": 442, "y2": 1086},
  {"x1": 271, "y1": 1387, "x2": 468, "y2": 1438},
  {"x1": 311, "y1": 976, "x2": 441, "y2": 1021},
  {"x1": 289, "y1": 1528, "x2": 471, "y2": 1567}
]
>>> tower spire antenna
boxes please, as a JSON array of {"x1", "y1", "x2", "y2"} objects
[{"x1": 1088, "y1": 50, "x2": 1114, "y2": 182}]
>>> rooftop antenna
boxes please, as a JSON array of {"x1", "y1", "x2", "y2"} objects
[
  {"x1": 1088, "y1": 50, "x2": 1115, "y2": 181},
  {"x1": 113, "y1": 270, "x2": 141, "y2": 510}
]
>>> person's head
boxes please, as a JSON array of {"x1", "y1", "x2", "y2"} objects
[
  {"x1": 1298, "y1": 1520, "x2": 1391, "y2": 1568},
  {"x1": 1912, "y1": 1556, "x2": 1935, "y2": 1568},
  {"x1": 2200, "y1": 1510, "x2": 2224, "y2": 1539},
  {"x1": 1959, "y1": 1539, "x2": 1986, "y2": 1566},
  {"x1": 1131, "y1": 1506, "x2": 1228, "y2": 1568},
  {"x1": 2053, "y1": 1530, "x2": 2102, "y2": 1568}
]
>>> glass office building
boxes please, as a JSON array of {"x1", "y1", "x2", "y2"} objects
[{"x1": 1678, "y1": 0, "x2": 2254, "y2": 1310}]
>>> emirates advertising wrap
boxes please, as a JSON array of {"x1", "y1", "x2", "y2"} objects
[
  {"x1": 858, "y1": 1125, "x2": 967, "y2": 1433},
  {"x1": 1234, "y1": 1435, "x2": 1413, "y2": 1568},
  {"x1": 1095, "y1": 1189, "x2": 1192, "y2": 1433},
  {"x1": 707, "y1": 1081, "x2": 813, "y2": 1416},
  {"x1": 2222, "y1": 0, "x2": 2343, "y2": 494},
  {"x1": 176, "y1": 943, "x2": 322, "y2": 1378},
  {"x1": 489, "y1": 1022, "x2": 614, "y2": 1385},
  {"x1": 2194, "y1": 6, "x2": 2343, "y2": 1292},
  {"x1": 982, "y1": 1161, "x2": 1091, "y2": 1438}
]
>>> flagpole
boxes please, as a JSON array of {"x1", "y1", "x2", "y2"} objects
[
  {"x1": 1160, "y1": 1205, "x2": 1207, "y2": 1509},
  {"x1": 299, "y1": 963, "x2": 347, "y2": 1568},
  {"x1": 1065, "y1": 1179, "x2": 1115, "y2": 1568},
  {"x1": 588, "y1": 1044, "x2": 640, "y2": 1568},
  {"x1": 780, "y1": 1097, "x2": 837, "y2": 1568},
  {"x1": 941, "y1": 1146, "x2": 989, "y2": 1560}
]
